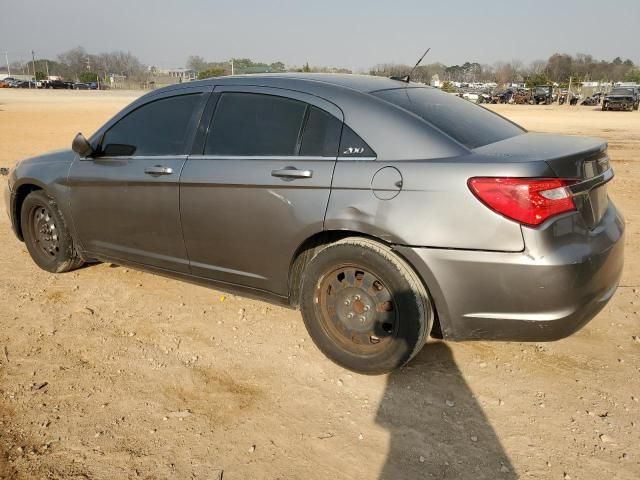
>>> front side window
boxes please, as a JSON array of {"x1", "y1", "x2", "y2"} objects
[
  {"x1": 101, "y1": 93, "x2": 203, "y2": 156},
  {"x1": 205, "y1": 93, "x2": 307, "y2": 156}
]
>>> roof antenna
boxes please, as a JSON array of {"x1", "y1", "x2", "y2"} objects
[{"x1": 391, "y1": 47, "x2": 431, "y2": 83}]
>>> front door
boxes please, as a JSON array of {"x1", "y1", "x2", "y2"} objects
[
  {"x1": 180, "y1": 86, "x2": 343, "y2": 295},
  {"x1": 68, "y1": 88, "x2": 209, "y2": 272}
]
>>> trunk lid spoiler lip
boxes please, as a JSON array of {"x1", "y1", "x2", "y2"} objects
[
  {"x1": 569, "y1": 167, "x2": 614, "y2": 196},
  {"x1": 473, "y1": 132, "x2": 607, "y2": 163}
]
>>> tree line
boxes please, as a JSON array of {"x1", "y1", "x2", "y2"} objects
[
  {"x1": 6, "y1": 47, "x2": 146, "y2": 83},
  {"x1": 185, "y1": 56, "x2": 351, "y2": 79},
  {"x1": 370, "y1": 54, "x2": 640, "y2": 86},
  {"x1": 4, "y1": 47, "x2": 639, "y2": 86}
]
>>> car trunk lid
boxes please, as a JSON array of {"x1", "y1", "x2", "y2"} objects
[{"x1": 474, "y1": 132, "x2": 612, "y2": 228}]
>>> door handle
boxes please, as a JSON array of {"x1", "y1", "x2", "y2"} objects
[
  {"x1": 144, "y1": 165, "x2": 174, "y2": 176},
  {"x1": 271, "y1": 167, "x2": 313, "y2": 179}
]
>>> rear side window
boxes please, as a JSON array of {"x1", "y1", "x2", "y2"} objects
[
  {"x1": 373, "y1": 87, "x2": 524, "y2": 149},
  {"x1": 299, "y1": 106, "x2": 342, "y2": 157},
  {"x1": 205, "y1": 93, "x2": 307, "y2": 156},
  {"x1": 101, "y1": 93, "x2": 203, "y2": 156}
]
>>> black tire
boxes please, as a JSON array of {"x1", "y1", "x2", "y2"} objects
[
  {"x1": 20, "y1": 190, "x2": 84, "y2": 273},
  {"x1": 602, "y1": 103, "x2": 607, "y2": 111},
  {"x1": 300, "y1": 237, "x2": 433, "y2": 375}
]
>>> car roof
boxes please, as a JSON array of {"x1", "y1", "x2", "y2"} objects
[{"x1": 176, "y1": 73, "x2": 422, "y2": 94}]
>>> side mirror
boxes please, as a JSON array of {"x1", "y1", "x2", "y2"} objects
[{"x1": 72, "y1": 132, "x2": 94, "y2": 157}]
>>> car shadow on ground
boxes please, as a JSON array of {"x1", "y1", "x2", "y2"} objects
[{"x1": 376, "y1": 342, "x2": 516, "y2": 480}]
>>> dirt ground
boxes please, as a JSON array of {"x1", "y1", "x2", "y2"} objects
[{"x1": 0, "y1": 89, "x2": 638, "y2": 480}]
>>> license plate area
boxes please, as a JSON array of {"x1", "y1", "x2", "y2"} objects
[
  {"x1": 571, "y1": 156, "x2": 612, "y2": 228},
  {"x1": 588, "y1": 184, "x2": 608, "y2": 225}
]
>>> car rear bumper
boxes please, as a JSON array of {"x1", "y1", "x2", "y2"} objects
[{"x1": 395, "y1": 201, "x2": 625, "y2": 341}]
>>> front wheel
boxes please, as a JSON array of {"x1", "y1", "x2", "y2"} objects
[
  {"x1": 300, "y1": 237, "x2": 433, "y2": 375},
  {"x1": 21, "y1": 190, "x2": 84, "y2": 273}
]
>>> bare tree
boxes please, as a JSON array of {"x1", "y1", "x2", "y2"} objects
[
  {"x1": 186, "y1": 55, "x2": 208, "y2": 72},
  {"x1": 529, "y1": 59, "x2": 547, "y2": 75},
  {"x1": 57, "y1": 47, "x2": 89, "y2": 81}
]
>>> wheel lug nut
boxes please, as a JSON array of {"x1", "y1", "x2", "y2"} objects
[
  {"x1": 359, "y1": 316, "x2": 366, "y2": 323},
  {"x1": 347, "y1": 313, "x2": 354, "y2": 319},
  {"x1": 344, "y1": 300, "x2": 350, "y2": 306},
  {"x1": 354, "y1": 295, "x2": 360, "y2": 301},
  {"x1": 364, "y1": 305, "x2": 370, "y2": 311}
]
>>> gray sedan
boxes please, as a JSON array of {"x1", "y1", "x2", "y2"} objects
[{"x1": 4, "y1": 74, "x2": 624, "y2": 374}]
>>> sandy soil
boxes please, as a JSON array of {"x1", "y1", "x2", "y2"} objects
[{"x1": 0, "y1": 90, "x2": 638, "y2": 480}]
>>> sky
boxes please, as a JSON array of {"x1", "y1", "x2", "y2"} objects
[{"x1": 1, "y1": 0, "x2": 639, "y2": 71}]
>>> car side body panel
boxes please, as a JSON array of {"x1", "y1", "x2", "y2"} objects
[{"x1": 325, "y1": 157, "x2": 556, "y2": 251}]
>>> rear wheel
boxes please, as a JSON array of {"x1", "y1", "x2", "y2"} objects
[
  {"x1": 21, "y1": 190, "x2": 84, "y2": 273},
  {"x1": 300, "y1": 237, "x2": 433, "y2": 375}
]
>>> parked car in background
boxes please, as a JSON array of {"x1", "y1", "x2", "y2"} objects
[
  {"x1": 602, "y1": 87, "x2": 639, "y2": 111},
  {"x1": 491, "y1": 89, "x2": 514, "y2": 103},
  {"x1": 461, "y1": 92, "x2": 480, "y2": 103},
  {"x1": 41, "y1": 80, "x2": 73, "y2": 89},
  {"x1": 73, "y1": 83, "x2": 90, "y2": 90},
  {"x1": 533, "y1": 85, "x2": 553, "y2": 104},
  {"x1": 582, "y1": 92, "x2": 604, "y2": 106},
  {"x1": 15, "y1": 80, "x2": 37, "y2": 88},
  {"x1": 4, "y1": 74, "x2": 624, "y2": 374}
]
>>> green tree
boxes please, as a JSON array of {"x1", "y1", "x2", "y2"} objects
[
  {"x1": 302, "y1": 62, "x2": 311, "y2": 73},
  {"x1": 440, "y1": 81, "x2": 457, "y2": 93},
  {"x1": 198, "y1": 67, "x2": 226, "y2": 79},
  {"x1": 270, "y1": 61, "x2": 285, "y2": 72},
  {"x1": 624, "y1": 68, "x2": 640, "y2": 83},
  {"x1": 79, "y1": 71, "x2": 99, "y2": 83},
  {"x1": 35, "y1": 71, "x2": 47, "y2": 81},
  {"x1": 525, "y1": 73, "x2": 551, "y2": 88}
]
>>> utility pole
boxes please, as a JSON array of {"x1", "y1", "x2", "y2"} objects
[
  {"x1": 31, "y1": 50, "x2": 36, "y2": 88},
  {"x1": 230, "y1": 59, "x2": 234, "y2": 75},
  {"x1": 4, "y1": 51, "x2": 10, "y2": 77},
  {"x1": 45, "y1": 60, "x2": 49, "y2": 79}
]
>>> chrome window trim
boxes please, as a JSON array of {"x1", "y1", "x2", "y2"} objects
[
  {"x1": 186, "y1": 155, "x2": 378, "y2": 161},
  {"x1": 337, "y1": 156, "x2": 377, "y2": 161},
  {"x1": 189, "y1": 155, "x2": 335, "y2": 161},
  {"x1": 85, "y1": 155, "x2": 189, "y2": 161}
]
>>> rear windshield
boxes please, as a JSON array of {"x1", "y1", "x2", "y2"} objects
[{"x1": 373, "y1": 87, "x2": 525, "y2": 149}]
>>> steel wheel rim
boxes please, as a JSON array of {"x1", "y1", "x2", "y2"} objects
[
  {"x1": 315, "y1": 264, "x2": 399, "y2": 355},
  {"x1": 29, "y1": 205, "x2": 60, "y2": 260}
]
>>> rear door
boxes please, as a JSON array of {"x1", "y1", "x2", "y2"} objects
[
  {"x1": 180, "y1": 86, "x2": 343, "y2": 295},
  {"x1": 68, "y1": 87, "x2": 209, "y2": 272}
]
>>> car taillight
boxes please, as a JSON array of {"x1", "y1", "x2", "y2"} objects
[{"x1": 468, "y1": 177, "x2": 577, "y2": 227}]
